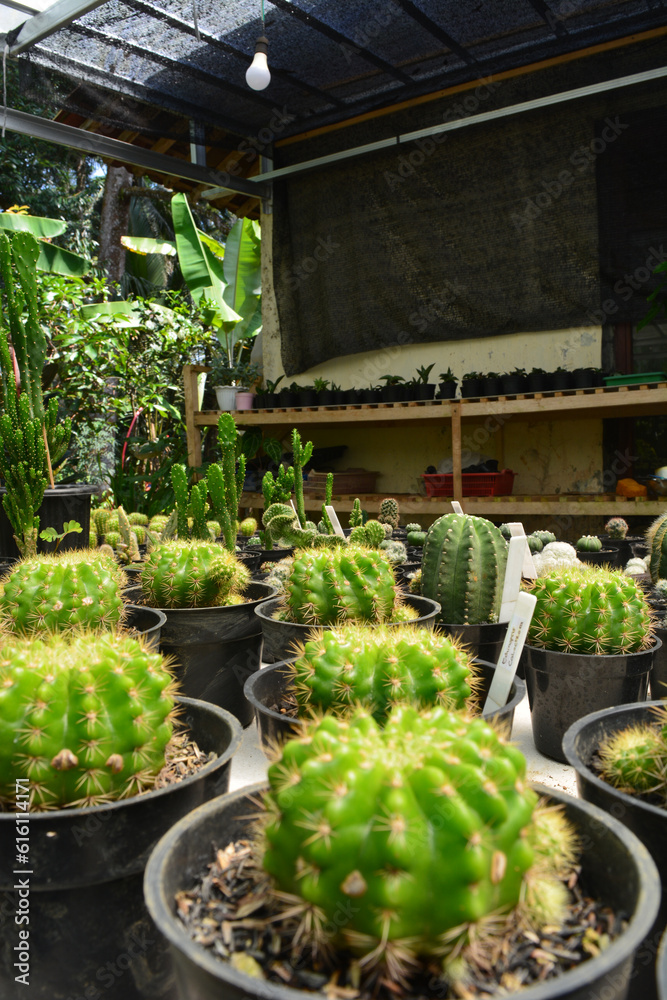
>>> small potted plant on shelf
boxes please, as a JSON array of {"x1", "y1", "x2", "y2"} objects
[
  {"x1": 461, "y1": 369, "x2": 483, "y2": 397},
  {"x1": 412, "y1": 362, "x2": 436, "y2": 400},
  {"x1": 256, "y1": 374, "x2": 283, "y2": 409},
  {"x1": 527, "y1": 366, "x2": 549, "y2": 392},
  {"x1": 575, "y1": 533, "x2": 619, "y2": 566},
  {"x1": 313, "y1": 376, "x2": 335, "y2": 405},
  {"x1": 379, "y1": 373, "x2": 405, "y2": 403},
  {"x1": 437, "y1": 366, "x2": 458, "y2": 399},
  {"x1": 479, "y1": 369, "x2": 502, "y2": 397},
  {"x1": 500, "y1": 366, "x2": 528, "y2": 395}
]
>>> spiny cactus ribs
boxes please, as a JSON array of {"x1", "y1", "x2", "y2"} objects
[
  {"x1": 647, "y1": 513, "x2": 667, "y2": 584},
  {"x1": 0, "y1": 632, "x2": 177, "y2": 809},
  {"x1": 283, "y1": 547, "x2": 399, "y2": 625},
  {"x1": 576, "y1": 535, "x2": 602, "y2": 552},
  {"x1": 605, "y1": 517, "x2": 629, "y2": 540},
  {"x1": 598, "y1": 715, "x2": 667, "y2": 798},
  {"x1": 0, "y1": 552, "x2": 125, "y2": 635},
  {"x1": 140, "y1": 540, "x2": 250, "y2": 608},
  {"x1": 378, "y1": 497, "x2": 400, "y2": 529},
  {"x1": 261, "y1": 705, "x2": 576, "y2": 971},
  {"x1": 290, "y1": 623, "x2": 477, "y2": 720},
  {"x1": 527, "y1": 565, "x2": 653, "y2": 654}
]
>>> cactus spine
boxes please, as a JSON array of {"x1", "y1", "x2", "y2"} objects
[
  {"x1": 421, "y1": 513, "x2": 508, "y2": 624},
  {"x1": 291, "y1": 428, "x2": 313, "y2": 529},
  {"x1": 0, "y1": 631, "x2": 176, "y2": 809},
  {"x1": 598, "y1": 717, "x2": 666, "y2": 797},
  {"x1": 290, "y1": 624, "x2": 476, "y2": 720},
  {"x1": 284, "y1": 547, "x2": 399, "y2": 625},
  {"x1": 378, "y1": 497, "x2": 400, "y2": 529},
  {"x1": 207, "y1": 413, "x2": 245, "y2": 552},
  {"x1": 140, "y1": 540, "x2": 250, "y2": 609}
]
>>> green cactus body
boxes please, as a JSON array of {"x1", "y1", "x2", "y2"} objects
[
  {"x1": 349, "y1": 519, "x2": 385, "y2": 548},
  {"x1": 140, "y1": 540, "x2": 250, "y2": 608},
  {"x1": 92, "y1": 509, "x2": 112, "y2": 536},
  {"x1": 526, "y1": 534, "x2": 544, "y2": 553},
  {"x1": 106, "y1": 514, "x2": 120, "y2": 534},
  {"x1": 378, "y1": 497, "x2": 400, "y2": 528},
  {"x1": 528, "y1": 565, "x2": 653, "y2": 654},
  {"x1": 104, "y1": 531, "x2": 121, "y2": 550},
  {"x1": 349, "y1": 498, "x2": 363, "y2": 528},
  {"x1": 88, "y1": 527, "x2": 97, "y2": 549},
  {"x1": 533, "y1": 530, "x2": 557, "y2": 545},
  {"x1": 421, "y1": 513, "x2": 508, "y2": 625},
  {"x1": 647, "y1": 514, "x2": 667, "y2": 584},
  {"x1": 605, "y1": 517, "x2": 629, "y2": 540},
  {"x1": 380, "y1": 539, "x2": 407, "y2": 566},
  {"x1": 128, "y1": 512, "x2": 149, "y2": 526},
  {"x1": 0, "y1": 632, "x2": 176, "y2": 809},
  {"x1": 149, "y1": 514, "x2": 169, "y2": 534},
  {"x1": 239, "y1": 517, "x2": 258, "y2": 537},
  {"x1": 576, "y1": 535, "x2": 602, "y2": 552},
  {"x1": 285, "y1": 547, "x2": 398, "y2": 625},
  {"x1": 598, "y1": 723, "x2": 665, "y2": 795},
  {"x1": 291, "y1": 624, "x2": 476, "y2": 720},
  {"x1": 261, "y1": 705, "x2": 559, "y2": 962},
  {"x1": 405, "y1": 522, "x2": 421, "y2": 533},
  {"x1": 0, "y1": 552, "x2": 125, "y2": 635},
  {"x1": 133, "y1": 525, "x2": 146, "y2": 545},
  {"x1": 407, "y1": 530, "x2": 426, "y2": 547}
]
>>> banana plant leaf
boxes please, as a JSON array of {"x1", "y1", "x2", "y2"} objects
[
  {"x1": 36, "y1": 242, "x2": 91, "y2": 277},
  {"x1": 0, "y1": 213, "x2": 66, "y2": 238},
  {"x1": 80, "y1": 301, "x2": 138, "y2": 321},
  {"x1": 120, "y1": 235, "x2": 177, "y2": 256}
]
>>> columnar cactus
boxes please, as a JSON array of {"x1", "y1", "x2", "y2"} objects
[
  {"x1": 606, "y1": 517, "x2": 629, "y2": 540},
  {"x1": 527, "y1": 565, "x2": 653, "y2": 654},
  {"x1": 291, "y1": 428, "x2": 313, "y2": 529},
  {"x1": 171, "y1": 464, "x2": 209, "y2": 541},
  {"x1": 318, "y1": 472, "x2": 334, "y2": 534},
  {"x1": 92, "y1": 508, "x2": 112, "y2": 537},
  {"x1": 207, "y1": 413, "x2": 245, "y2": 552},
  {"x1": 576, "y1": 535, "x2": 602, "y2": 552},
  {"x1": 140, "y1": 540, "x2": 250, "y2": 608},
  {"x1": 261, "y1": 705, "x2": 575, "y2": 971},
  {"x1": 290, "y1": 624, "x2": 477, "y2": 720},
  {"x1": 421, "y1": 513, "x2": 508, "y2": 625},
  {"x1": 378, "y1": 497, "x2": 400, "y2": 528},
  {"x1": 0, "y1": 631, "x2": 176, "y2": 809},
  {"x1": 349, "y1": 498, "x2": 363, "y2": 528},
  {"x1": 116, "y1": 505, "x2": 142, "y2": 563},
  {"x1": 0, "y1": 551, "x2": 125, "y2": 635},
  {"x1": 284, "y1": 546, "x2": 400, "y2": 625},
  {"x1": 647, "y1": 514, "x2": 667, "y2": 584}
]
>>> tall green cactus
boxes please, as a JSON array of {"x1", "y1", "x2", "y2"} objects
[
  {"x1": 0, "y1": 232, "x2": 71, "y2": 556},
  {"x1": 349, "y1": 497, "x2": 363, "y2": 528},
  {"x1": 207, "y1": 413, "x2": 245, "y2": 551},
  {"x1": 647, "y1": 513, "x2": 667, "y2": 584},
  {"x1": 291, "y1": 428, "x2": 313, "y2": 529},
  {"x1": 421, "y1": 513, "x2": 508, "y2": 624},
  {"x1": 170, "y1": 464, "x2": 209, "y2": 541}
]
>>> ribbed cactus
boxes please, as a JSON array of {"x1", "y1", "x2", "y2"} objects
[
  {"x1": 349, "y1": 519, "x2": 385, "y2": 547},
  {"x1": 291, "y1": 428, "x2": 313, "y2": 529},
  {"x1": 407, "y1": 530, "x2": 426, "y2": 546},
  {"x1": 207, "y1": 413, "x2": 245, "y2": 552},
  {"x1": 116, "y1": 505, "x2": 141, "y2": 563},
  {"x1": 290, "y1": 624, "x2": 476, "y2": 720},
  {"x1": 92, "y1": 508, "x2": 112, "y2": 537},
  {"x1": 263, "y1": 502, "x2": 344, "y2": 551},
  {"x1": 0, "y1": 631, "x2": 176, "y2": 810},
  {"x1": 261, "y1": 705, "x2": 574, "y2": 970},
  {"x1": 606, "y1": 517, "x2": 629, "y2": 540},
  {"x1": 0, "y1": 551, "x2": 125, "y2": 635},
  {"x1": 171, "y1": 464, "x2": 209, "y2": 541},
  {"x1": 421, "y1": 513, "x2": 508, "y2": 625},
  {"x1": 239, "y1": 517, "x2": 258, "y2": 537},
  {"x1": 378, "y1": 497, "x2": 400, "y2": 528},
  {"x1": 527, "y1": 565, "x2": 653, "y2": 654},
  {"x1": 317, "y1": 472, "x2": 334, "y2": 534},
  {"x1": 349, "y1": 498, "x2": 363, "y2": 528},
  {"x1": 405, "y1": 522, "x2": 421, "y2": 533},
  {"x1": 576, "y1": 535, "x2": 602, "y2": 552},
  {"x1": 598, "y1": 718, "x2": 666, "y2": 797},
  {"x1": 140, "y1": 540, "x2": 250, "y2": 608},
  {"x1": 647, "y1": 514, "x2": 667, "y2": 584},
  {"x1": 0, "y1": 233, "x2": 71, "y2": 556},
  {"x1": 283, "y1": 547, "x2": 399, "y2": 625},
  {"x1": 149, "y1": 514, "x2": 169, "y2": 534}
]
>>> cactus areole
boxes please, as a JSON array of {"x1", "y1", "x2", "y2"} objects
[{"x1": 421, "y1": 513, "x2": 507, "y2": 625}]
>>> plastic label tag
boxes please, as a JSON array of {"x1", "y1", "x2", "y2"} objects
[
  {"x1": 451, "y1": 500, "x2": 464, "y2": 514},
  {"x1": 325, "y1": 505, "x2": 345, "y2": 538},
  {"x1": 499, "y1": 535, "x2": 527, "y2": 623},
  {"x1": 483, "y1": 591, "x2": 537, "y2": 715},
  {"x1": 507, "y1": 521, "x2": 537, "y2": 579}
]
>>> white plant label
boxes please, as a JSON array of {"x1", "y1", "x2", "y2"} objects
[
  {"x1": 499, "y1": 535, "x2": 527, "y2": 623},
  {"x1": 325, "y1": 504, "x2": 345, "y2": 538},
  {"x1": 451, "y1": 501, "x2": 464, "y2": 514},
  {"x1": 507, "y1": 521, "x2": 537, "y2": 579},
  {"x1": 483, "y1": 591, "x2": 537, "y2": 715}
]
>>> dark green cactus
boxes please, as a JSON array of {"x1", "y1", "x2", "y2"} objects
[
  {"x1": 405, "y1": 522, "x2": 421, "y2": 533},
  {"x1": 207, "y1": 413, "x2": 245, "y2": 552},
  {"x1": 0, "y1": 551, "x2": 125, "y2": 635},
  {"x1": 576, "y1": 535, "x2": 602, "y2": 552},
  {"x1": 0, "y1": 233, "x2": 72, "y2": 556},
  {"x1": 421, "y1": 513, "x2": 508, "y2": 625},
  {"x1": 527, "y1": 565, "x2": 653, "y2": 654},
  {"x1": 170, "y1": 465, "x2": 209, "y2": 542},
  {"x1": 318, "y1": 472, "x2": 334, "y2": 534},
  {"x1": 532, "y1": 530, "x2": 557, "y2": 545},
  {"x1": 261, "y1": 705, "x2": 575, "y2": 971},
  {"x1": 283, "y1": 546, "x2": 400, "y2": 625},
  {"x1": 0, "y1": 631, "x2": 176, "y2": 809},
  {"x1": 526, "y1": 533, "x2": 544, "y2": 553},
  {"x1": 647, "y1": 514, "x2": 667, "y2": 584},
  {"x1": 378, "y1": 497, "x2": 400, "y2": 528},
  {"x1": 605, "y1": 517, "x2": 629, "y2": 540},
  {"x1": 291, "y1": 428, "x2": 313, "y2": 529},
  {"x1": 140, "y1": 540, "x2": 250, "y2": 609},
  {"x1": 407, "y1": 530, "x2": 426, "y2": 546},
  {"x1": 290, "y1": 623, "x2": 477, "y2": 720}
]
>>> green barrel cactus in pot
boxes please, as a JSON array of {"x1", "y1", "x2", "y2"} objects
[
  {"x1": 575, "y1": 535, "x2": 602, "y2": 552},
  {"x1": 140, "y1": 540, "x2": 250, "y2": 609}
]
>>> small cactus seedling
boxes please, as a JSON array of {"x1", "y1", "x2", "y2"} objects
[
  {"x1": 260, "y1": 704, "x2": 577, "y2": 976},
  {"x1": 605, "y1": 517, "x2": 629, "y2": 540},
  {"x1": 405, "y1": 522, "x2": 421, "y2": 533},
  {"x1": 379, "y1": 538, "x2": 407, "y2": 565},
  {"x1": 290, "y1": 623, "x2": 477, "y2": 720},
  {"x1": 0, "y1": 551, "x2": 125, "y2": 636},
  {"x1": 598, "y1": 717, "x2": 666, "y2": 798},
  {"x1": 532, "y1": 530, "x2": 557, "y2": 545},
  {"x1": 0, "y1": 631, "x2": 177, "y2": 809},
  {"x1": 378, "y1": 497, "x2": 400, "y2": 529},
  {"x1": 140, "y1": 540, "x2": 250, "y2": 609},
  {"x1": 348, "y1": 498, "x2": 364, "y2": 528},
  {"x1": 526, "y1": 533, "x2": 544, "y2": 553},
  {"x1": 527, "y1": 564, "x2": 653, "y2": 654},
  {"x1": 239, "y1": 517, "x2": 258, "y2": 537},
  {"x1": 576, "y1": 535, "x2": 603, "y2": 552},
  {"x1": 407, "y1": 529, "x2": 426, "y2": 547},
  {"x1": 149, "y1": 514, "x2": 170, "y2": 535}
]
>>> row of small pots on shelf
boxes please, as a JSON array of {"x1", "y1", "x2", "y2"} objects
[
  {"x1": 250, "y1": 381, "x2": 448, "y2": 410},
  {"x1": 460, "y1": 366, "x2": 605, "y2": 398}
]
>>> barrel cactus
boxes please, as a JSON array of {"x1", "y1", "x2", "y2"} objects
[
  {"x1": 421, "y1": 513, "x2": 507, "y2": 624},
  {"x1": 527, "y1": 564, "x2": 653, "y2": 654},
  {"x1": 0, "y1": 551, "x2": 125, "y2": 636},
  {"x1": 647, "y1": 513, "x2": 667, "y2": 583},
  {"x1": 0, "y1": 631, "x2": 177, "y2": 810},
  {"x1": 282, "y1": 547, "x2": 401, "y2": 625},
  {"x1": 377, "y1": 497, "x2": 400, "y2": 529},
  {"x1": 605, "y1": 517, "x2": 629, "y2": 540},
  {"x1": 407, "y1": 529, "x2": 426, "y2": 547},
  {"x1": 128, "y1": 512, "x2": 149, "y2": 527},
  {"x1": 239, "y1": 516, "x2": 258, "y2": 537},
  {"x1": 290, "y1": 623, "x2": 477, "y2": 721},
  {"x1": 349, "y1": 519, "x2": 385, "y2": 548},
  {"x1": 576, "y1": 535, "x2": 602, "y2": 552},
  {"x1": 260, "y1": 705, "x2": 576, "y2": 974},
  {"x1": 140, "y1": 540, "x2": 250, "y2": 609},
  {"x1": 598, "y1": 714, "x2": 667, "y2": 799}
]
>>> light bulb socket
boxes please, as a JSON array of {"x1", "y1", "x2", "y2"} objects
[{"x1": 254, "y1": 35, "x2": 269, "y2": 56}]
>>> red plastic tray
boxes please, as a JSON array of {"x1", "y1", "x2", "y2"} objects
[{"x1": 422, "y1": 469, "x2": 515, "y2": 497}]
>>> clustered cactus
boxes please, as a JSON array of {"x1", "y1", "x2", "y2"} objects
[
  {"x1": 378, "y1": 497, "x2": 400, "y2": 529},
  {"x1": 0, "y1": 551, "x2": 125, "y2": 636},
  {"x1": 140, "y1": 540, "x2": 250, "y2": 609},
  {"x1": 349, "y1": 498, "x2": 364, "y2": 528},
  {"x1": 421, "y1": 513, "x2": 508, "y2": 624},
  {"x1": 260, "y1": 704, "x2": 576, "y2": 977},
  {"x1": 0, "y1": 631, "x2": 177, "y2": 809},
  {"x1": 598, "y1": 707, "x2": 667, "y2": 799},
  {"x1": 290, "y1": 624, "x2": 477, "y2": 721},
  {"x1": 349, "y1": 518, "x2": 386, "y2": 547},
  {"x1": 527, "y1": 564, "x2": 653, "y2": 654}
]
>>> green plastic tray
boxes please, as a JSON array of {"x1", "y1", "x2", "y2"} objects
[{"x1": 604, "y1": 372, "x2": 667, "y2": 386}]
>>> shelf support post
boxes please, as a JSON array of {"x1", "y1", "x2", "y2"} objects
[{"x1": 183, "y1": 364, "x2": 204, "y2": 473}]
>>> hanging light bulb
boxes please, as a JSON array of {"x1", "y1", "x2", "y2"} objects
[{"x1": 246, "y1": 35, "x2": 270, "y2": 90}]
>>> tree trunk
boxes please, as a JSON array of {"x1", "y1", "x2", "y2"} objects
[{"x1": 99, "y1": 165, "x2": 133, "y2": 284}]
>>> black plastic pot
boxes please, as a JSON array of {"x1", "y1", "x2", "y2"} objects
[
  {"x1": 435, "y1": 619, "x2": 508, "y2": 664},
  {"x1": 461, "y1": 377, "x2": 482, "y2": 397},
  {"x1": 415, "y1": 382, "x2": 436, "y2": 400},
  {"x1": 523, "y1": 639, "x2": 659, "y2": 764},
  {"x1": 599, "y1": 535, "x2": 646, "y2": 567},
  {"x1": 144, "y1": 782, "x2": 660, "y2": 1000},
  {"x1": 576, "y1": 547, "x2": 621, "y2": 567},
  {"x1": 253, "y1": 546, "x2": 294, "y2": 564},
  {"x1": 124, "y1": 602, "x2": 167, "y2": 650},
  {"x1": 0, "y1": 696, "x2": 242, "y2": 1000},
  {"x1": 152, "y1": 581, "x2": 277, "y2": 726},
  {"x1": 527, "y1": 372, "x2": 549, "y2": 392},
  {"x1": 650, "y1": 626, "x2": 667, "y2": 699},
  {"x1": 572, "y1": 368, "x2": 596, "y2": 389},
  {"x1": 0, "y1": 483, "x2": 98, "y2": 558},
  {"x1": 236, "y1": 549, "x2": 262, "y2": 574},
  {"x1": 381, "y1": 384, "x2": 403, "y2": 402},
  {"x1": 394, "y1": 560, "x2": 421, "y2": 589},
  {"x1": 255, "y1": 593, "x2": 441, "y2": 663},
  {"x1": 245, "y1": 656, "x2": 526, "y2": 753},
  {"x1": 500, "y1": 374, "x2": 524, "y2": 395},
  {"x1": 563, "y1": 702, "x2": 667, "y2": 999},
  {"x1": 437, "y1": 380, "x2": 457, "y2": 399},
  {"x1": 479, "y1": 376, "x2": 502, "y2": 396},
  {"x1": 551, "y1": 370, "x2": 572, "y2": 390}
]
